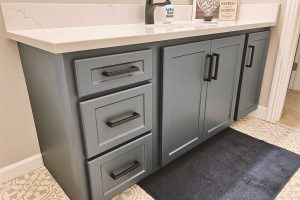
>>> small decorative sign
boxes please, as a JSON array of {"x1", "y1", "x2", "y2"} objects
[
  {"x1": 194, "y1": 0, "x2": 220, "y2": 21},
  {"x1": 219, "y1": 0, "x2": 238, "y2": 21}
]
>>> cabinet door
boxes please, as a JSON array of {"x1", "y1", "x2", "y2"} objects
[
  {"x1": 235, "y1": 31, "x2": 271, "y2": 120},
  {"x1": 162, "y1": 41, "x2": 211, "y2": 166},
  {"x1": 204, "y1": 35, "x2": 245, "y2": 140}
]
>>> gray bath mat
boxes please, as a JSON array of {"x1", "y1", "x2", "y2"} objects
[{"x1": 139, "y1": 128, "x2": 300, "y2": 200}]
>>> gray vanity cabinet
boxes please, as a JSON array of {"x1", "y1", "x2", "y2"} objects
[
  {"x1": 235, "y1": 31, "x2": 271, "y2": 120},
  {"x1": 161, "y1": 41, "x2": 211, "y2": 166},
  {"x1": 17, "y1": 27, "x2": 270, "y2": 200},
  {"x1": 204, "y1": 35, "x2": 245, "y2": 140},
  {"x1": 162, "y1": 35, "x2": 245, "y2": 164}
]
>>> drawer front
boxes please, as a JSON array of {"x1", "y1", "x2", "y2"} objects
[
  {"x1": 88, "y1": 133, "x2": 152, "y2": 200},
  {"x1": 74, "y1": 50, "x2": 152, "y2": 97},
  {"x1": 80, "y1": 84, "x2": 152, "y2": 158}
]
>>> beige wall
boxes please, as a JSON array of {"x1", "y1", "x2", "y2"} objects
[
  {"x1": 0, "y1": 0, "x2": 285, "y2": 168},
  {"x1": 0, "y1": 8, "x2": 39, "y2": 168}
]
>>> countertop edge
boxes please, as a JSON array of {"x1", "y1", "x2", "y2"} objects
[{"x1": 7, "y1": 21, "x2": 277, "y2": 54}]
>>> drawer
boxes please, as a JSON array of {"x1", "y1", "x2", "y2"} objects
[
  {"x1": 80, "y1": 84, "x2": 152, "y2": 158},
  {"x1": 74, "y1": 49, "x2": 152, "y2": 97},
  {"x1": 88, "y1": 133, "x2": 152, "y2": 200}
]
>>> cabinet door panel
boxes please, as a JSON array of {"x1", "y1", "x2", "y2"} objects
[
  {"x1": 235, "y1": 31, "x2": 270, "y2": 120},
  {"x1": 162, "y1": 41, "x2": 211, "y2": 166},
  {"x1": 204, "y1": 36, "x2": 245, "y2": 140}
]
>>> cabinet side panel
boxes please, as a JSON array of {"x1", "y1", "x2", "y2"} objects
[{"x1": 18, "y1": 44, "x2": 90, "y2": 200}]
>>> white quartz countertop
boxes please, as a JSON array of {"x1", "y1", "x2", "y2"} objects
[
  {"x1": 6, "y1": 20, "x2": 276, "y2": 54},
  {"x1": 1, "y1": 3, "x2": 280, "y2": 54}
]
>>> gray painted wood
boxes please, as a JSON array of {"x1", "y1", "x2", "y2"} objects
[
  {"x1": 235, "y1": 31, "x2": 271, "y2": 120},
  {"x1": 80, "y1": 84, "x2": 152, "y2": 158},
  {"x1": 74, "y1": 50, "x2": 152, "y2": 97},
  {"x1": 204, "y1": 35, "x2": 245, "y2": 140},
  {"x1": 161, "y1": 41, "x2": 211, "y2": 166},
  {"x1": 88, "y1": 133, "x2": 152, "y2": 200},
  {"x1": 17, "y1": 28, "x2": 270, "y2": 200},
  {"x1": 17, "y1": 44, "x2": 90, "y2": 200},
  {"x1": 63, "y1": 41, "x2": 163, "y2": 177}
]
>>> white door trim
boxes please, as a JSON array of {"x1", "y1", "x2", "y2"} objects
[{"x1": 266, "y1": 0, "x2": 300, "y2": 123}]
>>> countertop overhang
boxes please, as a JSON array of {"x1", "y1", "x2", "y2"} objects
[
  {"x1": 1, "y1": 3, "x2": 280, "y2": 54},
  {"x1": 6, "y1": 20, "x2": 276, "y2": 54}
]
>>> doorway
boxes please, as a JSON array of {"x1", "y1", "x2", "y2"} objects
[
  {"x1": 266, "y1": 0, "x2": 300, "y2": 123},
  {"x1": 280, "y1": 37, "x2": 300, "y2": 129}
]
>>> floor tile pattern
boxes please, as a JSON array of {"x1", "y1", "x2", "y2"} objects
[
  {"x1": 112, "y1": 185, "x2": 154, "y2": 200},
  {"x1": 0, "y1": 117, "x2": 299, "y2": 200},
  {"x1": 0, "y1": 167, "x2": 69, "y2": 200}
]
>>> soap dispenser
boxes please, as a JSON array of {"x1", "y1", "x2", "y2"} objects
[{"x1": 164, "y1": 0, "x2": 174, "y2": 24}]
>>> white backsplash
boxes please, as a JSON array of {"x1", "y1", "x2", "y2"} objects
[
  {"x1": 0, "y1": 3, "x2": 193, "y2": 31},
  {"x1": 1, "y1": 3, "x2": 280, "y2": 31},
  {"x1": 237, "y1": 3, "x2": 279, "y2": 22}
]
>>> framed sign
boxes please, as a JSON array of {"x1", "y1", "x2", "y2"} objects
[
  {"x1": 219, "y1": 0, "x2": 238, "y2": 21},
  {"x1": 193, "y1": 0, "x2": 220, "y2": 21}
]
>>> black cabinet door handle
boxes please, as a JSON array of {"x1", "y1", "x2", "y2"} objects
[
  {"x1": 106, "y1": 112, "x2": 140, "y2": 128},
  {"x1": 212, "y1": 53, "x2": 220, "y2": 80},
  {"x1": 102, "y1": 66, "x2": 139, "y2": 77},
  {"x1": 246, "y1": 45, "x2": 255, "y2": 68},
  {"x1": 111, "y1": 160, "x2": 141, "y2": 180},
  {"x1": 205, "y1": 54, "x2": 213, "y2": 82}
]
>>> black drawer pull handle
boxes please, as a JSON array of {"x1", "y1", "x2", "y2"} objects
[
  {"x1": 212, "y1": 53, "x2": 220, "y2": 80},
  {"x1": 102, "y1": 66, "x2": 139, "y2": 77},
  {"x1": 111, "y1": 160, "x2": 141, "y2": 180},
  {"x1": 106, "y1": 112, "x2": 140, "y2": 128},
  {"x1": 205, "y1": 54, "x2": 213, "y2": 82},
  {"x1": 246, "y1": 45, "x2": 255, "y2": 68}
]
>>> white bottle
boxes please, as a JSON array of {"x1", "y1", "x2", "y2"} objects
[{"x1": 164, "y1": 1, "x2": 174, "y2": 24}]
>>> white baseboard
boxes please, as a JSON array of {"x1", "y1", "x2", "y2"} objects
[
  {"x1": 249, "y1": 106, "x2": 267, "y2": 120},
  {"x1": 0, "y1": 154, "x2": 43, "y2": 184}
]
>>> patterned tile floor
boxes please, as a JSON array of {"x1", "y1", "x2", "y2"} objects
[
  {"x1": 0, "y1": 167, "x2": 69, "y2": 200},
  {"x1": 0, "y1": 117, "x2": 299, "y2": 200}
]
